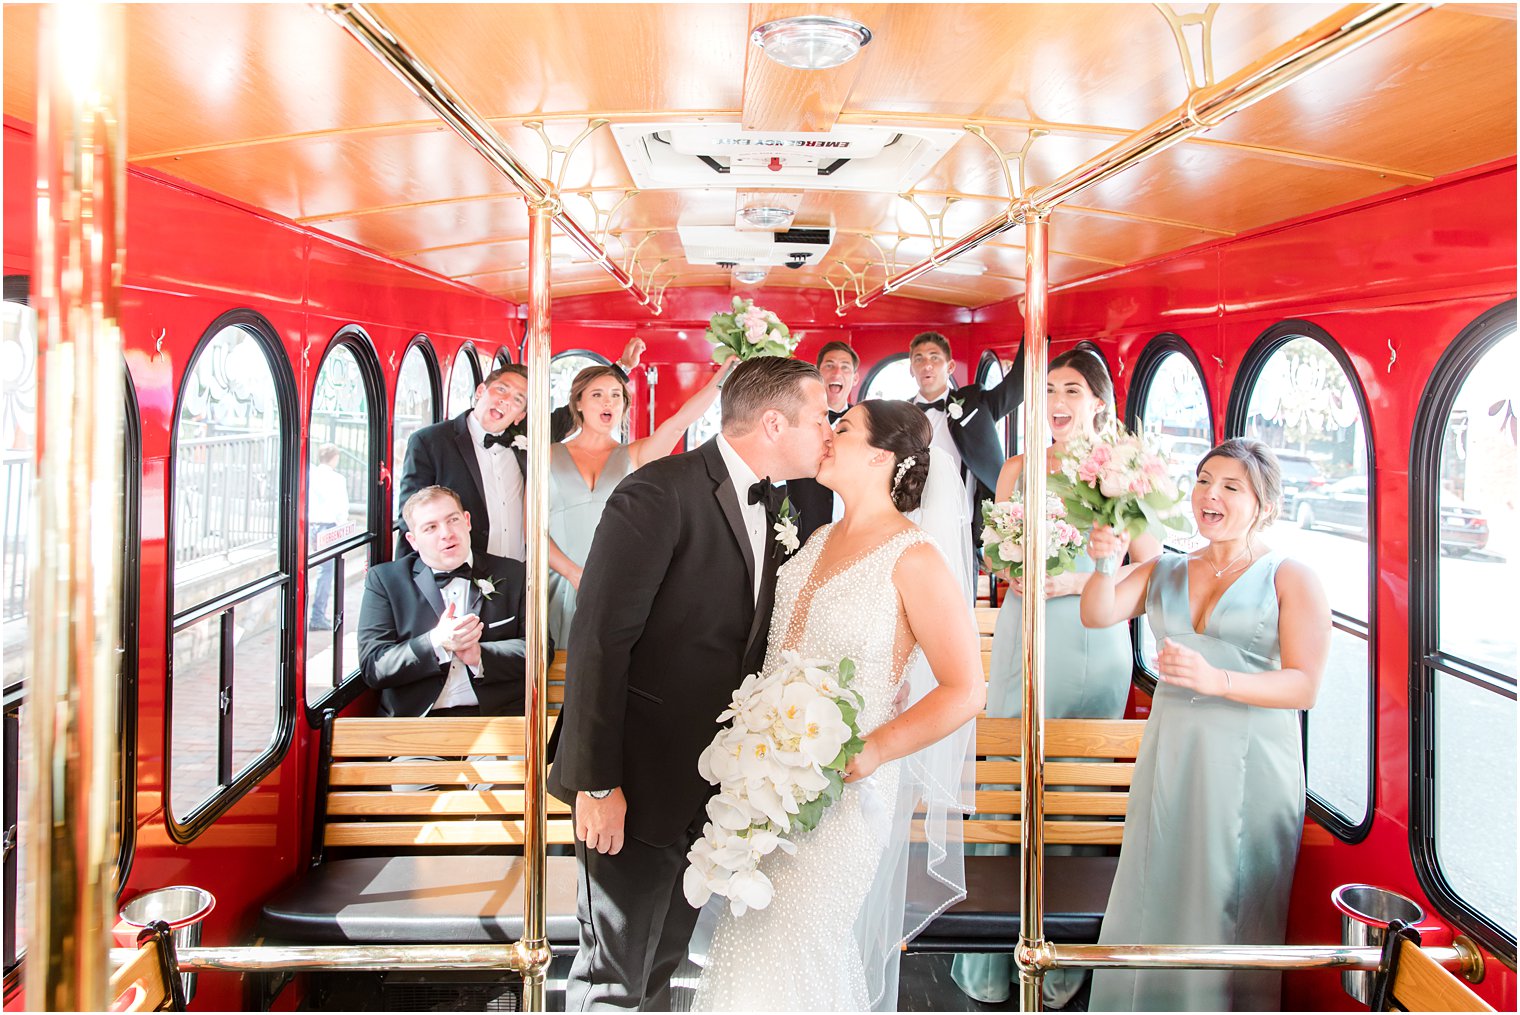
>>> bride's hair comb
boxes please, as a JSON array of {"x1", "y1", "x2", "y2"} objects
[{"x1": 891, "y1": 455, "x2": 917, "y2": 494}]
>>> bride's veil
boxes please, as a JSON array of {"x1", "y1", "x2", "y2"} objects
[{"x1": 857, "y1": 445, "x2": 979, "y2": 1009}]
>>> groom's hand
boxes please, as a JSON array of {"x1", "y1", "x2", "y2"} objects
[{"x1": 576, "y1": 789, "x2": 627, "y2": 855}]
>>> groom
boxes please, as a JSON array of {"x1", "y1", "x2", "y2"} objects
[{"x1": 548, "y1": 356, "x2": 832, "y2": 1011}]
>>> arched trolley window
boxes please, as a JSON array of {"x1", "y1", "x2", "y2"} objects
[
  {"x1": 1410, "y1": 301, "x2": 1517, "y2": 963},
  {"x1": 167, "y1": 310, "x2": 297, "y2": 839},
  {"x1": 303, "y1": 327, "x2": 386, "y2": 716},
  {"x1": 1227, "y1": 323, "x2": 1375, "y2": 841},
  {"x1": 392, "y1": 337, "x2": 442, "y2": 531},
  {"x1": 1, "y1": 280, "x2": 140, "y2": 972},
  {"x1": 976, "y1": 349, "x2": 1019, "y2": 459},
  {"x1": 445, "y1": 342, "x2": 484, "y2": 417},
  {"x1": 861, "y1": 353, "x2": 920, "y2": 402},
  {"x1": 1126, "y1": 335, "x2": 1213, "y2": 693}
]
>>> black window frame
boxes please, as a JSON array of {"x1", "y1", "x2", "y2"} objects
[
  {"x1": 1123, "y1": 333, "x2": 1215, "y2": 700},
  {"x1": 976, "y1": 348, "x2": 1018, "y2": 458},
  {"x1": 1409, "y1": 298, "x2": 1517, "y2": 964},
  {"x1": 391, "y1": 335, "x2": 443, "y2": 541},
  {"x1": 1, "y1": 316, "x2": 141, "y2": 982},
  {"x1": 1226, "y1": 320, "x2": 1377, "y2": 844},
  {"x1": 165, "y1": 309, "x2": 298, "y2": 842},
  {"x1": 303, "y1": 326, "x2": 386, "y2": 722},
  {"x1": 861, "y1": 351, "x2": 926, "y2": 401},
  {"x1": 447, "y1": 341, "x2": 484, "y2": 416}
]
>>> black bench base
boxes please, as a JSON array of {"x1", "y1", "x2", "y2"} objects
[
  {"x1": 909, "y1": 852, "x2": 1118, "y2": 952},
  {"x1": 259, "y1": 854, "x2": 581, "y2": 945}
]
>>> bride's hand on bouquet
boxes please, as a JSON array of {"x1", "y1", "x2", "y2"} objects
[
  {"x1": 1087, "y1": 525, "x2": 1130, "y2": 569},
  {"x1": 843, "y1": 739, "x2": 882, "y2": 783}
]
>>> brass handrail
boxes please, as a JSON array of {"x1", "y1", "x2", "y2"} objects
[
  {"x1": 839, "y1": 3, "x2": 1433, "y2": 314},
  {"x1": 323, "y1": 3, "x2": 662, "y2": 314}
]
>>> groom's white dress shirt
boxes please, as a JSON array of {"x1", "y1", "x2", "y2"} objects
[{"x1": 716, "y1": 434, "x2": 767, "y2": 604}]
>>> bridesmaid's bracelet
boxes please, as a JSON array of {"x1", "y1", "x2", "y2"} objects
[{"x1": 1219, "y1": 668, "x2": 1233, "y2": 696}]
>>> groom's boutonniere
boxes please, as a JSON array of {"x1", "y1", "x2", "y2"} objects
[
  {"x1": 773, "y1": 497, "x2": 801, "y2": 555},
  {"x1": 475, "y1": 577, "x2": 498, "y2": 600}
]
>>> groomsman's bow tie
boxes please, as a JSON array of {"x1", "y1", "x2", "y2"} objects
[
  {"x1": 433, "y1": 563, "x2": 474, "y2": 586},
  {"x1": 916, "y1": 398, "x2": 947, "y2": 412},
  {"x1": 748, "y1": 479, "x2": 785, "y2": 515},
  {"x1": 482, "y1": 431, "x2": 513, "y2": 450},
  {"x1": 827, "y1": 408, "x2": 846, "y2": 424}
]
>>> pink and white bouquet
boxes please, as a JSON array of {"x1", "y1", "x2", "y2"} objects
[
  {"x1": 704, "y1": 296, "x2": 798, "y2": 362},
  {"x1": 683, "y1": 651, "x2": 863, "y2": 916},
  {"x1": 981, "y1": 493, "x2": 1085, "y2": 579},
  {"x1": 1048, "y1": 430, "x2": 1190, "y2": 546}
]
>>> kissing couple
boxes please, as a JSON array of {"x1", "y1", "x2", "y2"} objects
[{"x1": 548, "y1": 356, "x2": 985, "y2": 1011}]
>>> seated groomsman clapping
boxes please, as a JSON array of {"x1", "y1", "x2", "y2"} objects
[{"x1": 358, "y1": 486, "x2": 531, "y2": 717}]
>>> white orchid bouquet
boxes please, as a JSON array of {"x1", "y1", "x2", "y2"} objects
[
  {"x1": 981, "y1": 493, "x2": 1085, "y2": 580},
  {"x1": 1047, "y1": 429, "x2": 1190, "y2": 544},
  {"x1": 704, "y1": 296, "x2": 797, "y2": 363},
  {"x1": 683, "y1": 651, "x2": 863, "y2": 916}
]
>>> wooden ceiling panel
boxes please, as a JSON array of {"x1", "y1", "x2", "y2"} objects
[
  {"x1": 1204, "y1": 8, "x2": 1516, "y2": 178},
  {"x1": 373, "y1": 4, "x2": 749, "y2": 117},
  {"x1": 309, "y1": 197, "x2": 529, "y2": 257},
  {"x1": 135, "y1": 129, "x2": 506, "y2": 221}
]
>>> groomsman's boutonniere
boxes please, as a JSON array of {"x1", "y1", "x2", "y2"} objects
[
  {"x1": 773, "y1": 497, "x2": 801, "y2": 555},
  {"x1": 947, "y1": 394, "x2": 967, "y2": 421},
  {"x1": 512, "y1": 434, "x2": 528, "y2": 451},
  {"x1": 475, "y1": 577, "x2": 498, "y2": 600}
]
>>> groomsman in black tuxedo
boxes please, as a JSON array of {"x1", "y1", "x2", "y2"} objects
[
  {"x1": 910, "y1": 331, "x2": 1022, "y2": 562},
  {"x1": 357, "y1": 486, "x2": 529, "y2": 717},
  {"x1": 787, "y1": 340, "x2": 858, "y2": 543},
  {"x1": 548, "y1": 357, "x2": 832, "y2": 1011},
  {"x1": 398, "y1": 365, "x2": 529, "y2": 562}
]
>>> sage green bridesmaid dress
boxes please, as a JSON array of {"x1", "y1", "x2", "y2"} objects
[
  {"x1": 1089, "y1": 551, "x2": 1304, "y2": 1012},
  {"x1": 547, "y1": 442, "x2": 633, "y2": 647},
  {"x1": 951, "y1": 484, "x2": 1134, "y2": 1007}
]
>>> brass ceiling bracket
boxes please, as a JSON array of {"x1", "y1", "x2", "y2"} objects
[
  {"x1": 576, "y1": 189, "x2": 640, "y2": 250},
  {"x1": 522, "y1": 118, "x2": 613, "y2": 195},
  {"x1": 964, "y1": 124, "x2": 1050, "y2": 205},
  {"x1": 621, "y1": 230, "x2": 659, "y2": 279},
  {"x1": 897, "y1": 190, "x2": 964, "y2": 248},
  {"x1": 1155, "y1": 3, "x2": 1221, "y2": 93},
  {"x1": 823, "y1": 268, "x2": 854, "y2": 316}
]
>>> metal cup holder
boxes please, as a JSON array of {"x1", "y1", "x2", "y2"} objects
[
  {"x1": 1331, "y1": 883, "x2": 1425, "y2": 1004},
  {"x1": 118, "y1": 886, "x2": 215, "y2": 1002}
]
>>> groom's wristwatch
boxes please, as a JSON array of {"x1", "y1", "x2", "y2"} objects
[{"x1": 586, "y1": 788, "x2": 613, "y2": 799}]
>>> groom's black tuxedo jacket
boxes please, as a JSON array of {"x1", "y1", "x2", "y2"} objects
[
  {"x1": 397, "y1": 411, "x2": 528, "y2": 560},
  {"x1": 927, "y1": 372, "x2": 1023, "y2": 501},
  {"x1": 357, "y1": 551, "x2": 530, "y2": 717},
  {"x1": 547, "y1": 438, "x2": 780, "y2": 847}
]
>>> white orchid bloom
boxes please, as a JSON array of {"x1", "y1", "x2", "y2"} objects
[
  {"x1": 708, "y1": 792, "x2": 756, "y2": 831},
  {"x1": 727, "y1": 868, "x2": 775, "y2": 916},
  {"x1": 801, "y1": 696, "x2": 852, "y2": 767},
  {"x1": 777, "y1": 681, "x2": 818, "y2": 736},
  {"x1": 683, "y1": 862, "x2": 714, "y2": 908},
  {"x1": 747, "y1": 780, "x2": 794, "y2": 829}
]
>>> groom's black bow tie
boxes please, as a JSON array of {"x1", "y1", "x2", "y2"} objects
[
  {"x1": 433, "y1": 563, "x2": 474, "y2": 587},
  {"x1": 748, "y1": 479, "x2": 785, "y2": 515},
  {"x1": 482, "y1": 431, "x2": 513, "y2": 450},
  {"x1": 916, "y1": 398, "x2": 947, "y2": 412}
]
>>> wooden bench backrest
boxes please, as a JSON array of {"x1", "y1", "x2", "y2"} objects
[
  {"x1": 1389, "y1": 939, "x2": 1496, "y2": 1012},
  {"x1": 324, "y1": 715, "x2": 576, "y2": 848},
  {"x1": 967, "y1": 717, "x2": 1145, "y2": 847},
  {"x1": 109, "y1": 936, "x2": 174, "y2": 1013}
]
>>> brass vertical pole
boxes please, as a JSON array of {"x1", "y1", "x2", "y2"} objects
[
  {"x1": 517, "y1": 197, "x2": 554, "y2": 1011},
  {"x1": 26, "y1": 2, "x2": 126, "y2": 1010},
  {"x1": 1016, "y1": 208, "x2": 1051, "y2": 1012}
]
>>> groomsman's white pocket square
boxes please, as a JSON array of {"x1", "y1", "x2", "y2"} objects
[
  {"x1": 488, "y1": 617, "x2": 515, "y2": 628},
  {"x1": 959, "y1": 408, "x2": 980, "y2": 425}
]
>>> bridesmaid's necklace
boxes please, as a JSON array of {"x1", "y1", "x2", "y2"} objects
[{"x1": 1197, "y1": 541, "x2": 1253, "y2": 578}]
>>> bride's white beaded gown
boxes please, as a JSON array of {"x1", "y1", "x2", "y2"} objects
[{"x1": 692, "y1": 524, "x2": 933, "y2": 1012}]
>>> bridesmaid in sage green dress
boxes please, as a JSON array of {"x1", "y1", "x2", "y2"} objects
[
  {"x1": 1079, "y1": 438, "x2": 1330, "y2": 1011},
  {"x1": 952, "y1": 350, "x2": 1160, "y2": 1008},
  {"x1": 547, "y1": 356, "x2": 734, "y2": 646}
]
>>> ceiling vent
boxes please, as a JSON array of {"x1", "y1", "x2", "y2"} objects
[
  {"x1": 676, "y1": 223, "x2": 834, "y2": 267},
  {"x1": 611, "y1": 122, "x2": 962, "y2": 192}
]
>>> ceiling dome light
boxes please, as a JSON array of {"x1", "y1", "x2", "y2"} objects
[
  {"x1": 751, "y1": 16, "x2": 872, "y2": 71},
  {"x1": 733, "y1": 267, "x2": 769, "y2": 284},
  {"x1": 740, "y1": 205, "x2": 794, "y2": 228}
]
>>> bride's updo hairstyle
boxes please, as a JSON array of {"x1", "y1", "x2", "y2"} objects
[{"x1": 857, "y1": 399, "x2": 933, "y2": 513}]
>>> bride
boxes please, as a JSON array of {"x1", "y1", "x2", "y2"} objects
[{"x1": 690, "y1": 399, "x2": 986, "y2": 1012}]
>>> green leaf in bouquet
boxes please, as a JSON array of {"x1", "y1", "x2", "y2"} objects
[
  {"x1": 759, "y1": 339, "x2": 790, "y2": 357},
  {"x1": 711, "y1": 345, "x2": 733, "y2": 364},
  {"x1": 837, "y1": 658, "x2": 856, "y2": 684},
  {"x1": 794, "y1": 796, "x2": 827, "y2": 833}
]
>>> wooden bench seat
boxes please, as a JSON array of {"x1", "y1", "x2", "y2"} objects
[
  {"x1": 911, "y1": 716, "x2": 1145, "y2": 952},
  {"x1": 259, "y1": 709, "x2": 581, "y2": 948}
]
